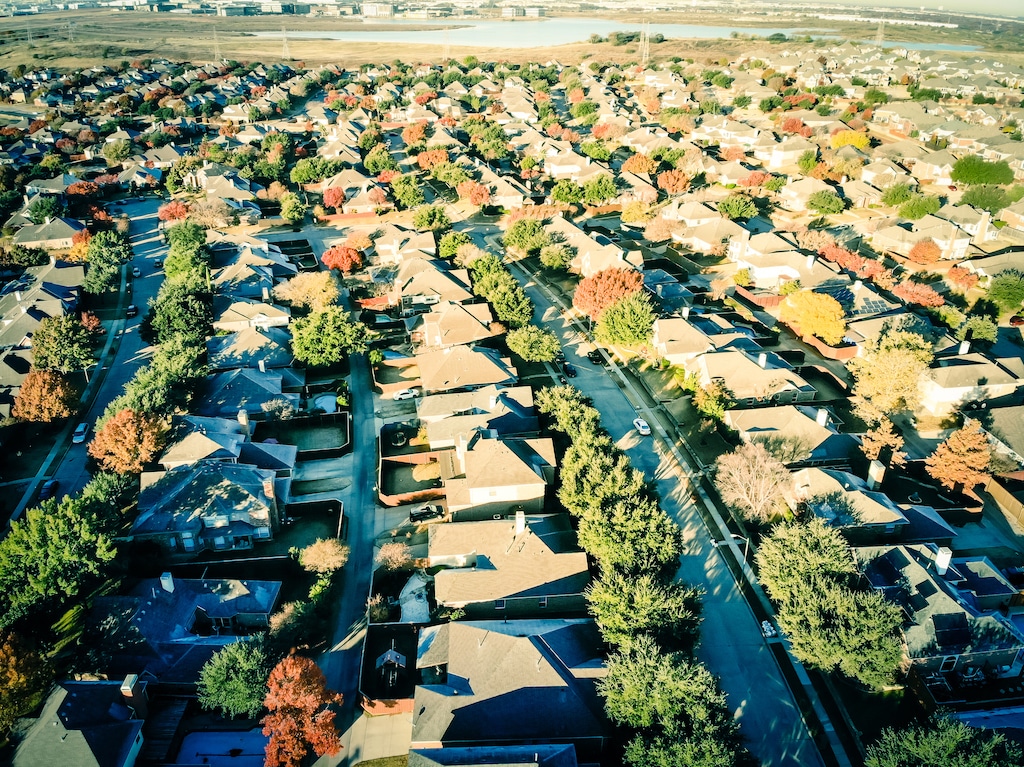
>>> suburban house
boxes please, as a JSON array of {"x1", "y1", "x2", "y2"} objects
[
  {"x1": 411, "y1": 620, "x2": 607, "y2": 760},
  {"x1": 651, "y1": 316, "x2": 714, "y2": 366},
  {"x1": 427, "y1": 513, "x2": 590, "y2": 618},
  {"x1": 194, "y1": 367, "x2": 302, "y2": 419},
  {"x1": 416, "y1": 345, "x2": 518, "y2": 394},
  {"x1": 211, "y1": 296, "x2": 291, "y2": 333},
  {"x1": 159, "y1": 414, "x2": 297, "y2": 475},
  {"x1": 13, "y1": 678, "x2": 149, "y2": 767},
  {"x1": 12, "y1": 216, "x2": 86, "y2": 249},
  {"x1": 409, "y1": 745, "x2": 580, "y2": 767},
  {"x1": 128, "y1": 461, "x2": 286, "y2": 555},
  {"x1": 686, "y1": 349, "x2": 817, "y2": 407},
  {"x1": 441, "y1": 431, "x2": 555, "y2": 520},
  {"x1": 970, "y1": 406, "x2": 1024, "y2": 468},
  {"x1": 393, "y1": 258, "x2": 474, "y2": 316},
  {"x1": 206, "y1": 326, "x2": 293, "y2": 372},
  {"x1": 919, "y1": 352, "x2": 1021, "y2": 415},
  {"x1": 858, "y1": 544, "x2": 1024, "y2": 699},
  {"x1": 409, "y1": 301, "x2": 500, "y2": 350},
  {"x1": 419, "y1": 385, "x2": 538, "y2": 448},
  {"x1": 724, "y1": 405, "x2": 857, "y2": 466}
]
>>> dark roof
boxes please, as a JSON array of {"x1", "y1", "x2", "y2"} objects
[{"x1": 409, "y1": 744, "x2": 578, "y2": 767}]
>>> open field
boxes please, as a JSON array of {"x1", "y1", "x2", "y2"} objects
[{"x1": 0, "y1": 9, "x2": 1021, "y2": 72}]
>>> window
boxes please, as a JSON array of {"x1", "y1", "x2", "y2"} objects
[
  {"x1": 539, "y1": 597, "x2": 548, "y2": 609},
  {"x1": 494, "y1": 599, "x2": 506, "y2": 611},
  {"x1": 255, "y1": 526, "x2": 271, "y2": 539},
  {"x1": 213, "y1": 536, "x2": 227, "y2": 549},
  {"x1": 940, "y1": 655, "x2": 958, "y2": 672}
]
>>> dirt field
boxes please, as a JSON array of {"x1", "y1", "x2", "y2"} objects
[{"x1": 0, "y1": 9, "x2": 1019, "y2": 71}]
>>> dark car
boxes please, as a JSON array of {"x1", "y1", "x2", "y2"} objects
[
  {"x1": 1011, "y1": 315, "x2": 1024, "y2": 327},
  {"x1": 554, "y1": 351, "x2": 566, "y2": 364},
  {"x1": 126, "y1": 304, "x2": 138, "y2": 318},
  {"x1": 410, "y1": 503, "x2": 444, "y2": 522},
  {"x1": 563, "y1": 363, "x2": 577, "y2": 378},
  {"x1": 587, "y1": 350, "x2": 603, "y2": 364},
  {"x1": 39, "y1": 479, "x2": 59, "y2": 501}
]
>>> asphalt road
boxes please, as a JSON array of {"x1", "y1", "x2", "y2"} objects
[
  {"x1": 53, "y1": 197, "x2": 167, "y2": 498},
  {"x1": 513, "y1": 266, "x2": 824, "y2": 767}
]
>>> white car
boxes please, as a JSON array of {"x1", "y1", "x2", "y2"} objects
[
  {"x1": 393, "y1": 388, "x2": 420, "y2": 401},
  {"x1": 633, "y1": 417, "x2": 651, "y2": 436},
  {"x1": 72, "y1": 423, "x2": 90, "y2": 444}
]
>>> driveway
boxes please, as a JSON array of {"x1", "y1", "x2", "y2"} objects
[{"x1": 509, "y1": 264, "x2": 825, "y2": 767}]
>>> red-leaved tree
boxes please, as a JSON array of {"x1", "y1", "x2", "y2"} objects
[
  {"x1": 323, "y1": 187, "x2": 345, "y2": 213},
  {"x1": 402, "y1": 122, "x2": 426, "y2": 146},
  {"x1": 893, "y1": 281, "x2": 944, "y2": 307},
  {"x1": 321, "y1": 245, "x2": 362, "y2": 274},
  {"x1": 262, "y1": 656, "x2": 343, "y2": 767},
  {"x1": 907, "y1": 239, "x2": 941, "y2": 265},
  {"x1": 722, "y1": 145, "x2": 747, "y2": 162},
  {"x1": 573, "y1": 268, "x2": 644, "y2": 321},
  {"x1": 739, "y1": 171, "x2": 771, "y2": 188},
  {"x1": 157, "y1": 201, "x2": 189, "y2": 221},
  {"x1": 88, "y1": 409, "x2": 168, "y2": 474},
  {"x1": 457, "y1": 180, "x2": 490, "y2": 206},
  {"x1": 66, "y1": 181, "x2": 100, "y2": 198}
]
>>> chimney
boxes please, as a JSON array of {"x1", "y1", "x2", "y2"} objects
[
  {"x1": 14, "y1": 291, "x2": 21, "y2": 301},
  {"x1": 958, "y1": 340, "x2": 970, "y2": 356},
  {"x1": 867, "y1": 459, "x2": 885, "y2": 490},
  {"x1": 757, "y1": 352, "x2": 768, "y2": 369},
  {"x1": 262, "y1": 477, "x2": 275, "y2": 499},
  {"x1": 852, "y1": 279, "x2": 863, "y2": 292},
  {"x1": 935, "y1": 546, "x2": 952, "y2": 576},
  {"x1": 805, "y1": 253, "x2": 815, "y2": 270},
  {"x1": 258, "y1": 359, "x2": 267, "y2": 373},
  {"x1": 816, "y1": 407, "x2": 829, "y2": 427},
  {"x1": 681, "y1": 305, "x2": 691, "y2": 319},
  {"x1": 262, "y1": 286, "x2": 270, "y2": 301},
  {"x1": 238, "y1": 409, "x2": 250, "y2": 436},
  {"x1": 159, "y1": 572, "x2": 174, "y2": 593},
  {"x1": 120, "y1": 674, "x2": 148, "y2": 719},
  {"x1": 514, "y1": 509, "x2": 526, "y2": 537}
]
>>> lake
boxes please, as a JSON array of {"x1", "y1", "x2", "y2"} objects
[{"x1": 255, "y1": 17, "x2": 979, "y2": 52}]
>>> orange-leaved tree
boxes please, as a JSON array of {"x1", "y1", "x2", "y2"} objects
[
  {"x1": 907, "y1": 239, "x2": 941, "y2": 265},
  {"x1": 262, "y1": 655, "x2": 343, "y2": 767},
  {"x1": 12, "y1": 370, "x2": 79, "y2": 423},
  {"x1": 925, "y1": 421, "x2": 991, "y2": 493},
  {"x1": 322, "y1": 187, "x2": 345, "y2": 213},
  {"x1": 88, "y1": 409, "x2": 168, "y2": 474},
  {"x1": 573, "y1": 267, "x2": 644, "y2": 321}
]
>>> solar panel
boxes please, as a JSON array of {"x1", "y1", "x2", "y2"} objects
[{"x1": 932, "y1": 613, "x2": 970, "y2": 648}]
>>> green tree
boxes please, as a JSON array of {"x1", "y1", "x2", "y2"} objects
[
  {"x1": 586, "y1": 571, "x2": 703, "y2": 651},
  {"x1": 83, "y1": 231, "x2": 132, "y2": 294},
  {"x1": 503, "y1": 219, "x2": 551, "y2": 256},
  {"x1": 391, "y1": 174, "x2": 424, "y2": 209},
  {"x1": 506, "y1": 324, "x2": 560, "y2": 362},
  {"x1": 363, "y1": 143, "x2": 397, "y2": 174},
  {"x1": 149, "y1": 275, "x2": 212, "y2": 344},
  {"x1": 580, "y1": 140, "x2": 610, "y2": 161},
  {"x1": 412, "y1": 205, "x2": 451, "y2": 235},
  {"x1": 798, "y1": 150, "x2": 819, "y2": 174},
  {"x1": 279, "y1": 192, "x2": 307, "y2": 225},
  {"x1": 866, "y1": 716, "x2": 1023, "y2": 767},
  {"x1": 595, "y1": 291, "x2": 655, "y2": 346},
  {"x1": 198, "y1": 639, "x2": 272, "y2": 719},
  {"x1": 487, "y1": 278, "x2": 534, "y2": 329},
  {"x1": 102, "y1": 139, "x2": 132, "y2": 163},
  {"x1": 582, "y1": 174, "x2": 618, "y2": 205},
  {"x1": 551, "y1": 179, "x2": 584, "y2": 204},
  {"x1": 717, "y1": 194, "x2": 758, "y2": 220},
  {"x1": 951, "y1": 155, "x2": 1014, "y2": 186},
  {"x1": 960, "y1": 184, "x2": 1012, "y2": 214},
  {"x1": 291, "y1": 307, "x2": 370, "y2": 367},
  {"x1": 29, "y1": 314, "x2": 95, "y2": 374},
  {"x1": 881, "y1": 183, "x2": 914, "y2": 207},
  {"x1": 899, "y1": 194, "x2": 941, "y2": 220},
  {"x1": 27, "y1": 196, "x2": 64, "y2": 224},
  {"x1": 0, "y1": 497, "x2": 116, "y2": 629},
  {"x1": 437, "y1": 230, "x2": 472, "y2": 260},
  {"x1": 756, "y1": 518, "x2": 857, "y2": 605},
  {"x1": 540, "y1": 242, "x2": 573, "y2": 271},
  {"x1": 987, "y1": 269, "x2": 1024, "y2": 313},
  {"x1": 956, "y1": 315, "x2": 997, "y2": 345},
  {"x1": 807, "y1": 189, "x2": 846, "y2": 216}
]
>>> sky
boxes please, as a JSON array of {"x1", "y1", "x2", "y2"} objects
[{"x1": 783, "y1": 0, "x2": 1021, "y2": 18}]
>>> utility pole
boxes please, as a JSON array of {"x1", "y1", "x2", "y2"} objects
[
  {"x1": 281, "y1": 24, "x2": 290, "y2": 60},
  {"x1": 875, "y1": 19, "x2": 885, "y2": 49},
  {"x1": 213, "y1": 27, "x2": 221, "y2": 63},
  {"x1": 639, "y1": 19, "x2": 650, "y2": 69}
]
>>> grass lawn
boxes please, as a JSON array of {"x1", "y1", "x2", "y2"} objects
[
  {"x1": 0, "y1": 421, "x2": 61, "y2": 483},
  {"x1": 832, "y1": 678, "x2": 920, "y2": 747},
  {"x1": 356, "y1": 757, "x2": 408, "y2": 767}
]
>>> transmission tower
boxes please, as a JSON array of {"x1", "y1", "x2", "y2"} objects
[
  {"x1": 639, "y1": 19, "x2": 650, "y2": 68},
  {"x1": 213, "y1": 27, "x2": 221, "y2": 63},
  {"x1": 281, "y1": 25, "x2": 290, "y2": 60},
  {"x1": 443, "y1": 28, "x2": 450, "y2": 62},
  {"x1": 67, "y1": 21, "x2": 75, "y2": 43},
  {"x1": 875, "y1": 19, "x2": 885, "y2": 48}
]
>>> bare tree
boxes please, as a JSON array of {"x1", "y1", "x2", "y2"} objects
[
  {"x1": 713, "y1": 442, "x2": 790, "y2": 522},
  {"x1": 376, "y1": 542, "x2": 413, "y2": 571}
]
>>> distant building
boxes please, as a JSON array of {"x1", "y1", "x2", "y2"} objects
[
  {"x1": 362, "y1": 2, "x2": 393, "y2": 17},
  {"x1": 502, "y1": 6, "x2": 525, "y2": 17}
]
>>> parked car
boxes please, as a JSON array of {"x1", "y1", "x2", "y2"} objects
[
  {"x1": 126, "y1": 304, "x2": 138, "y2": 318},
  {"x1": 563, "y1": 363, "x2": 577, "y2": 378},
  {"x1": 633, "y1": 417, "x2": 651, "y2": 436},
  {"x1": 558, "y1": 375, "x2": 568, "y2": 385},
  {"x1": 554, "y1": 351, "x2": 565, "y2": 364},
  {"x1": 410, "y1": 503, "x2": 444, "y2": 522},
  {"x1": 1011, "y1": 315, "x2": 1024, "y2": 327},
  {"x1": 39, "y1": 479, "x2": 59, "y2": 501},
  {"x1": 587, "y1": 350, "x2": 603, "y2": 364},
  {"x1": 131, "y1": 266, "x2": 141, "y2": 278},
  {"x1": 154, "y1": 258, "x2": 164, "y2": 269},
  {"x1": 72, "y1": 423, "x2": 90, "y2": 444},
  {"x1": 393, "y1": 388, "x2": 420, "y2": 401}
]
